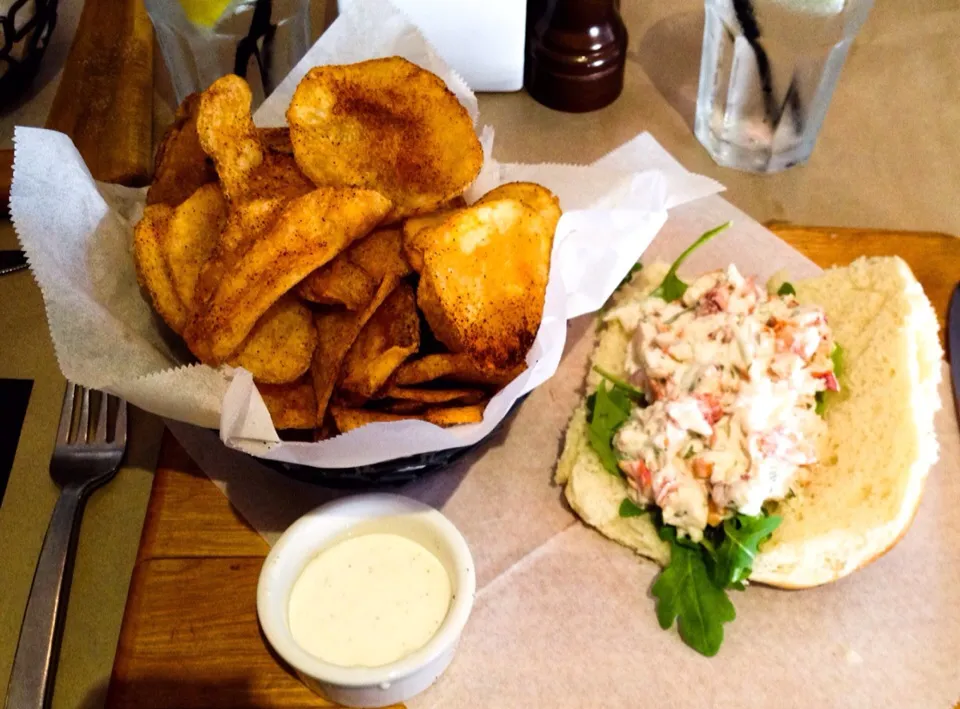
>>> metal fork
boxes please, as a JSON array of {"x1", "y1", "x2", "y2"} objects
[{"x1": 4, "y1": 383, "x2": 127, "y2": 709}]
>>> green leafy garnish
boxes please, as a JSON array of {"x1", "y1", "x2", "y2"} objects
[
  {"x1": 586, "y1": 383, "x2": 633, "y2": 476},
  {"x1": 651, "y1": 222, "x2": 732, "y2": 303},
  {"x1": 777, "y1": 281, "x2": 796, "y2": 296},
  {"x1": 592, "y1": 365, "x2": 645, "y2": 403},
  {"x1": 815, "y1": 342, "x2": 845, "y2": 416},
  {"x1": 618, "y1": 498, "x2": 647, "y2": 517},
  {"x1": 651, "y1": 526, "x2": 736, "y2": 657},
  {"x1": 708, "y1": 513, "x2": 781, "y2": 590},
  {"x1": 617, "y1": 262, "x2": 643, "y2": 290}
]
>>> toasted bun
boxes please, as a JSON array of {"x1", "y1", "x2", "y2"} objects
[{"x1": 556, "y1": 257, "x2": 943, "y2": 589}]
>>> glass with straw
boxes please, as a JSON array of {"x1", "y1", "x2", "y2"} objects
[
  {"x1": 145, "y1": 0, "x2": 311, "y2": 108},
  {"x1": 695, "y1": 0, "x2": 873, "y2": 173}
]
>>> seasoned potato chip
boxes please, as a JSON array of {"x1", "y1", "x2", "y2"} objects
[
  {"x1": 393, "y1": 353, "x2": 524, "y2": 387},
  {"x1": 401, "y1": 208, "x2": 459, "y2": 272},
  {"x1": 298, "y1": 257, "x2": 375, "y2": 310},
  {"x1": 163, "y1": 183, "x2": 227, "y2": 307},
  {"x1": 331, "y1": 407, "x2": 411, "y2": 433},
  {"x1": 416, "y1": 196, "x2": 558, "y2": 370},
  {"x1": 259, "y1": 378, "x2": 317, "y2": 429},
  {"x1": 330, "y1": 401, "x2": 485, "y2": 432},
  {"x1": 191, "y1": 197, "x2": 287, "y2": 311},
  {"x1": 196, "y1": 75, "x2": 263, "y2": 203},
  {"x1": 147, "y1": 93, "x2": 217, "y2": 207},
  {"x1": 381, "y1": 386, "x2": 485, "y2": 404},
  {"x1": 287, "y1": 57, "x2": 482, "y2": 221},
  {"x1": 311, "y1": 277, "x2": 399, "y2": 423},
  {"x1": 133, "y1": 204, "x2": 186, "y2": 333},
  {"x1": 379, "y1": 400, "x2": 429, "y2": 414},
  {"x1": 477, "y1": 182, "x2": 562, "y2": 226},
  {"x1": 185, "y1": 187, "x2": 392, "y2": 364},
  {"x1": 228, "y1": 295, "x2": 317, "y2": 383},
  {"x1": 347, "y1": 228, "x2": 411, "y2": 281},
  {"x1": 299, "y1": 227, "x2": 411, "y2": 309},
  {"x1": 423, "y1": 403, "x2": 486, "y2": 426},
  {"x1": 339, "y1": 282, "x2": 420, "y2": 399}
]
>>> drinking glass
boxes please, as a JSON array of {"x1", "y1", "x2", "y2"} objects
[
  {"x1": 145, "y1": 0, "x2": 311, "y2": 107},
  {"x1": 694, "y1": 0, "x2": 873, "y2": 173}
]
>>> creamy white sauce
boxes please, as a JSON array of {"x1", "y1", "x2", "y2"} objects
[{"x1": 288, "y1": 533, "x2": 451, "y2": 668}]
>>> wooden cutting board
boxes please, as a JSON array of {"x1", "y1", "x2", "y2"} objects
[
  {"x1": 0, "y1": 0, "x2": 154, "y2": 206},
  {"x1": 103, "y1": 225, "x2": 959, "y2": 709}
]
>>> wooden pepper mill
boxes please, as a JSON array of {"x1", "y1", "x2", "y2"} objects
[{"x1": 524, "y1": 0, "x2": 628, "y2": 113}]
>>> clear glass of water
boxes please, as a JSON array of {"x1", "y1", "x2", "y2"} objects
[
  {"x1": 146, "y1": 0, "x2": 311, "y2": 108},
  {"x1": 694, "y1": 0, "x2": 873, "y2": 173}
]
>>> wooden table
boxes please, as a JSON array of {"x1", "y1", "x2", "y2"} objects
[{"x1": 103, "y1": 226, "x2": 959, "y2": 708}]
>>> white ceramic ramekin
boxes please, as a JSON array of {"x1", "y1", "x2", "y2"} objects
[{"x1": 256, "y1": 493, "x2": 475, "y2": 708}]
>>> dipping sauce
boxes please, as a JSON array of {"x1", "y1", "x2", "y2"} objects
[{"x1": 288, "y1": 533, "x2": 452, "y2": 668}]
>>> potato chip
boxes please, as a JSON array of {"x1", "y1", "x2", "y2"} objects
[
  {"x1": 330, "y1": 407, "x2": 411, "y2": 433},
  {"x1": 416, "y1": 196, "x2": 558, "y2": 370},
  {"x1": 190, "y1": 197, "x2": 288, "y2": 313},
  {"x1": 381, "y1": 385, "x2": 485, "y2": 404},
  {"x1": 347, "y1": 228, "x2": 411, "y2": 281},
  {"x1": 393, "y1": 353, "x2": 525, "y2": 387},
  {"x1": 228, "y1": 295, "x2": 317, "y2": 383},
  {"x1": 299, "y1": 227, "x2": 410, "y2": 309},
  {"x1": 259, "y1": 378, "x2": 317, "y2": 429},
  {"x1": 286, "y1": 57, "x2": 482, "y2": 221},
  {"x1": 401, "y1": 208, "x2": 459, "y2": 273},
  {"x1": 163, "y1": 183, "x2": 227, "y2": 307},
  {"x1": 185, "y1": 187, "x2": 392, "y2": 364},
  {"x1": 147, "y1": 93, "x2": 217, "y2": 207},
  {"x1": 298, "y1": 257, "x2": 376, "y2": 310},
  {"x1": 339, "y1": 282, "x2": 420, "y2": 399},
  {"x1": 379, "y1": 400, "x2": 429, "y2": 414},
  {"x1": 311, "y1": 277, "x2": 399, "y2": 423},
  {"x1": 423, "y1": 403, "x2": 486, "y2": 426},
  {"x1": 133, "y1": 204, "x2": 186, "y2": 333},
  {"x1": 331, "y1": 401, "x2": 485, "y2": 432},
  {"x1": 196, "y1": 75, "x2": 264, "y2": 203}
]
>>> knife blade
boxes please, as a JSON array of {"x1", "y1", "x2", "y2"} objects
[
  {"x1": 0, "y1": 249, "x2": 27, "y2": 276},
  {"x1": 949, "y1": 283, "x2": 960, "y2": 424}
]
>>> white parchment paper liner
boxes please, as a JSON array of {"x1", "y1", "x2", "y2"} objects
[{"x1": 9, "y1": 0, "x2": 722, "y2": 468}]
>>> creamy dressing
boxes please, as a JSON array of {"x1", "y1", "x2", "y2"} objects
[
  {"x1": 288, "y1": 533, "x2": 452, "y2": 668},
  {"x1": 606, "y1": 265, "x2": 837, "y2": 540}
]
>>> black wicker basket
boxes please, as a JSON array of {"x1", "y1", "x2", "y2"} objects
[
  {"x1": 0, "y1": 0, "x2": 58, "y2": 106},
  {"x1": 262, "y1": 395, "x2": 526, "y2": 489}
]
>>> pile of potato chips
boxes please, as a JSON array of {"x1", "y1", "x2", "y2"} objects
[{"x1": 134, "y1": 57, "x2": 561, "y2": 438}]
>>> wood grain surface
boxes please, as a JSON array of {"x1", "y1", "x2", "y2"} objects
[
  {"x1": 0, "y1": 0, "x2": 154, "y2": 207},
  {"x1": 105, "y1": 226, "x2": 959, "y2": 709}
]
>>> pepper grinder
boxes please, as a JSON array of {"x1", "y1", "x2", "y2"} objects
[{"x1": 524, "y1": 0, "x2": 628, "y2": 113}]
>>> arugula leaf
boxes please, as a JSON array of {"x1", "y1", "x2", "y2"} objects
[
  {"x1": 777, "y1": 281, "x2": 796, "y2": 296},
  {"x1": 586, "y1": 383, "x2": 633, "y2": 476},
  {"x1": 618, "y1": 498, "x2": 647, "y2": 517},
  {"x1": 617, "y1": 262, "x2": 643, "y2": 290},
  {"x1": 651, "y1": 222, "x2": 732, "y2": 302},
  {"x1": 831, "y1": 342, "x2": 845, "y2": 378},
  {"x1": 592, "y1": 365, "x2": 645, "y2": 403},
  {"x1": 709, "y1": 513, "x2": 781, "y2": 590},
  {"x1": 815, "y1": 342, "x2": 845, "y2": 416},
  {"x1": 651, "y1": 526, "x2": 736, "y2": 657}
]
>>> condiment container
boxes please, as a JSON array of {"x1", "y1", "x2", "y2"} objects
[
  {"x1": 525, "y1": 0, "x2": 628, "y2": 112},
  {"x1": 257, "y1": 493, "x2": 475, "y2": 708}
]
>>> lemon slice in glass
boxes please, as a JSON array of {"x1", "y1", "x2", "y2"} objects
[{"x1": 178, "y1": 0, "x2": 234, "y2": 28}]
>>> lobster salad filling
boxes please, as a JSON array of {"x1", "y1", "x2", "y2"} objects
[{"x1": 605, "y1": 264, "x2": 839, "y2": 541}]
